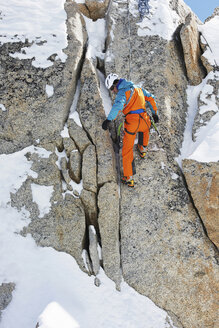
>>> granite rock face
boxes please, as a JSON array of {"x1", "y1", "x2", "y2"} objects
[
  {"x1": 0, "y1": 1, "x2": 87, "y2": 154},
  {"x1": 98, "y1": 182, "x2": 121, "y2": 289},
  {"x1": 105, "y1": 0, "x2": 219, "y2": 327},
  {"x1": 180, "y1": 13, "x2": 205, "y2": 85},
  {"x1": 1, "y1": 1, "x2": 218, "y2": 327},
  {"x1": 183, "y1": 159, "x2": 219, "y2": 248}
]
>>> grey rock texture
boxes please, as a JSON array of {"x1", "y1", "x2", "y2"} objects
[
  {"x1": 82, "y1": 144, "x2": 97, "y2": 193},
  {"x1": 63, "y1": 137, "x2": 78, "y2": 157},
  {"x1": 80, "y1": 189, "x2": 98, "y2": 229},
  {"x1": 98, "y1": 182, "x2": 121, "y2": 289},
  {"x1": 183, "y1": 159, "x2": 219, "y2": 248},
  {"x1": 0, "y1": 283, "x2": 15, "y2": 319},
  {"x1": 25, "y1": 193, "x2": 87, "y2": 270},
  {"x1": 68, "y1": 118, "x2": 91, "y2": 153},
  {"x1": 0, "y1": 1, "x2": 87, "y2": 154},
  {"x1": 69, "y1": 150, "x2": 82, "y2": 183}
]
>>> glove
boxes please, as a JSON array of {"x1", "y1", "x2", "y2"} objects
[
  {"x1": 152, "y1": 113, "x2": 159, "y2": 123},
  {"x1": 102, "y1": 119, "x2": 110, "y2": 130}
]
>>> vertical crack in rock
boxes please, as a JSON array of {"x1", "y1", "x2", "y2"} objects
[{"x1": 75, "y1": 51, "x2": 121, "y2": 287}]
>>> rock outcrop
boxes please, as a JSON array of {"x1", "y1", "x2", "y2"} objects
[
  {"x1": 180, "y1": 13, "x2": 205, "y2": 85},
  {"x1": 76, "y1": 0, "x2": 110, "y2": 21},
  {"x1": 183, "y1": 159, "x2": 219, "y2": 248},
  {"x1": 0, "y1": 1, "x2": 87, "y2": 154}
]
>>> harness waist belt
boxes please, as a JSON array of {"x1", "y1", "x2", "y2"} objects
[{"x1": 128, "y1": 109, "x2": 145, "y2": 114}]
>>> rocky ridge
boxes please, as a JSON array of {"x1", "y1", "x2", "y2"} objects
[{"x1": 0, "y1": 1, "x2": 218, "y2": 327}]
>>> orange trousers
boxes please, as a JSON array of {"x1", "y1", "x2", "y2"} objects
[{"x1": 122, "y1": 112, "x2": 151, "y2": 177}]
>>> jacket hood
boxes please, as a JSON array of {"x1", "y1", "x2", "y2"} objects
[{"x1": 117, "y1": 79, "x2": 134, "y2": 90}]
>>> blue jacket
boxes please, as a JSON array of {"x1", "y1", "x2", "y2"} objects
[{"x1": 107, "y1": 79, "x2": 157, "y2": 121}]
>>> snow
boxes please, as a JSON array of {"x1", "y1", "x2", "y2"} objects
[
  {"x1": 46, "y1": 85, "x2": 54, "y2": 98},
  {"x1": 177, "y1": 72, "x2": 219, "y2": 166},
  {"x1": 61, "y1": 125, "x2": 70, "y2": 138},
  {"x1": 199, "y1": 15, "x2": 219, "y2": 67},
  {"x1": 0, "y1": 104, "x2": 7, "y2": 111},
  {"x1": 31, "y1": 184, "x2": 53, "y2": 218},
  {"x1": 83, "y1": 16, "x2": 106, "y2": 59},
  {"x1": 98, "y1": 70, "x2": 112, "y2": 117},
  {"x1": 69, "y1": 80, "x2": 82, "y2": 127},
  {"x1": 0, "y1": 0, "x2": 67, "y2": 68},
  {"x1": 38, "y1": 302, "x2": 80, "y2": 328},
  {"x1": 130, "y1": 0, "x2": 185, "y2": 40}
]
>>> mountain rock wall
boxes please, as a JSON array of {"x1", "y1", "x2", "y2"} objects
[
  {"x1": 0, "y1": 1, "x2": 87, "y2": 154},
  {"x1": 0, "y1": 1, "x2": 218, "y2": 328}
]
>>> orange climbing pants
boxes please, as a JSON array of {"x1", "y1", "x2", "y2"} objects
[{"x1": 122, "y1": 112, "x2": 151, "y2": 177}]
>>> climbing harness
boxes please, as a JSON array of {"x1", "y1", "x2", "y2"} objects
[{"x1": 138, "y1": 0, "x2": 150, "y2": 21}]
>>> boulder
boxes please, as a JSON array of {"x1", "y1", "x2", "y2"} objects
[
  {"x1": 182, "y1": 159, "x2": 219, "y2": 248},
  {"x1": 77, "y1": 0, "x2": 110, "y2": 21},
  {"x1": 180, "y1": 13, "x2": 205, "y2": 85},
  {"x1": 82, "y1": 144, "x2": 97, "y2": 193},
  {"x1": 69, "y1": 150, "x2": 82, "y2": 183},
  {"x1": 98, "y1": 182, "x2": 121, "y2": 289}
]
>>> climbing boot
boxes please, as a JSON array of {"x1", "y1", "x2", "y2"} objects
[
  {"x1": 137, "y1": 144, "x2": 147, "y2": 158},
  {"x1": 121, "y1": 176, "x2": 134, "y2": 187}
]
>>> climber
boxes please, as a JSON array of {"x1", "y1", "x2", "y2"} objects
[{"x1": 102, "y1": 73, "x2": 158, "y2": 188}]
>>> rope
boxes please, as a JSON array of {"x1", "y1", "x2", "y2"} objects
[{"x1": 127, "y1": 0, "x2": 132, "y2": 80}]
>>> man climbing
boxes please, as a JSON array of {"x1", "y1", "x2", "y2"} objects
[{"x1": 102, "y1": 73, "x2": 158, "y2": 188}]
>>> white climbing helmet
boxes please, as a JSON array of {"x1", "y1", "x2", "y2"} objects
[{"x1": 105, "y1": 73, "x2": 119, "y2": 89}]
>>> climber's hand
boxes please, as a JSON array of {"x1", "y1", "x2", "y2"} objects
[
  {"x1": 152, "y1": 114, "x2": 159, "y2": 123},
  {"x1": 102, "y1": 119, "x2": 110, "y2": 130}
]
